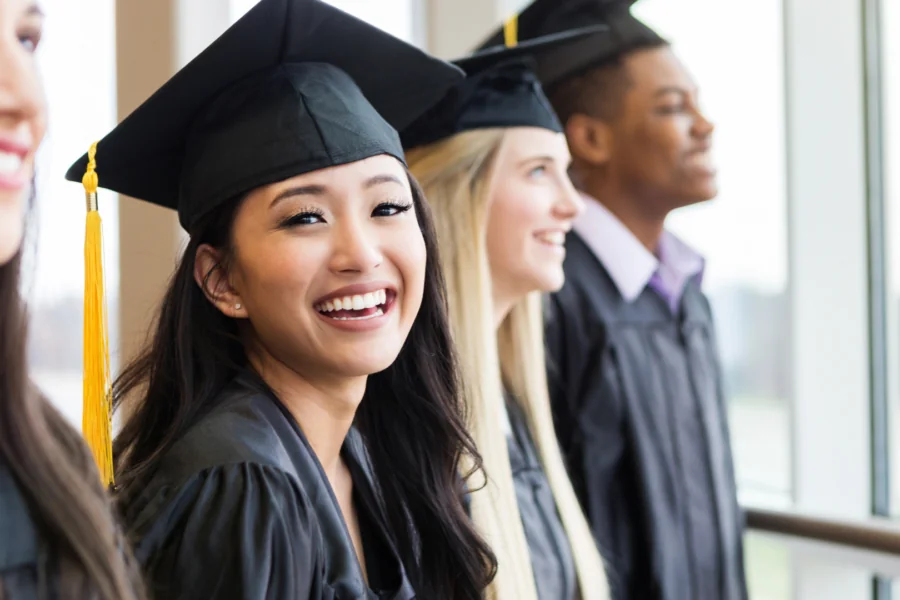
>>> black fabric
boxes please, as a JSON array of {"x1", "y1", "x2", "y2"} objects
[
  {"x1": 476, "y1": 0, "x2": 666, "y2": 88},
  {"x1": 65, "y1": 0, "x2": 463, "y2": 230},
  {"x1": 400, "y1": 27, "x2": 605, "y2": 151},
  {"x1": 505, "y1": 396, "x2": 578, "y2": 600},
  {"x1": 122, "y1": 373, "x2": 415, "y2": 600},
  {"x1": 0, "y1": 462, "x2": 44, "y2": 599},
  {"x1": 544, "y1": 231, "x2": 747, "y2": 600}
]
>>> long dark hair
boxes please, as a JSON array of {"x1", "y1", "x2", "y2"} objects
[
  {"x1": 113, "y1": 170, "x2": 497, "y2": 599},
  {"x1": 0, "y1": 230, "x2": 143, "y2": 598}
]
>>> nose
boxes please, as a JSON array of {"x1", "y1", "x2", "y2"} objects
[
  {"x1": 0, "y1": 30, "x2": 43, "y2": 132},
  {"x1": 692, "y1": 107, "x2": 715, "y2": 139},
  {"x1": 328, "y1": 213, "x2": 384, "y2": 274},
  {"x1": 553, "y1": 175, "x2": 585, "y2": 221}
]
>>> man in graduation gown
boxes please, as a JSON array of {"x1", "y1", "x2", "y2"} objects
[{"x1": 479, "y1": 2, "x2": 748, "y2": 599}]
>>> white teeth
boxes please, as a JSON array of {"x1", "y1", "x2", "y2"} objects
[
  {"x1": 537, "y1": 231, "x2": 565, "y2": 245},
  {"x1": 0, "y1": 152, "x2": 22, "y2": 176},
  {"x1": 315, "y1": 289, "x2": 390, "y2": 313},
  {"x1": 687, "y1": 152, "x2": 715, "y2": 169},
  {"x1": 332, "y1": 307, "x2": 384, "y2": 321}
]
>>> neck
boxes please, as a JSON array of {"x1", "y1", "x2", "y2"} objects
[
  {"x1": 493, "y1": 292, "x2": 516, "y2": 331},
  {"x1": 247, "y1": 344, "x2": 365, "y2": 480},
  {"x1": 579, "y1": 170, "x2": 667, "y2": 254}
]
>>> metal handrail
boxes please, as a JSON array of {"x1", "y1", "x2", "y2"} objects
[{"x1": 747, "y1": 507, "x2": 900, "y2": 555}]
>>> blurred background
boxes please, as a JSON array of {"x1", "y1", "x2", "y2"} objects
[{"x1": 25, "y1": 0, "x2": 900, "y2": 597}]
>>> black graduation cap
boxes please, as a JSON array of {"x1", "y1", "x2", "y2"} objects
[
  {"x1": 476, "y1": 0, "x2": 665, "y2": 88},
  {"x1": 65, "y1": 0, "x2": 464, "y2": 231},
  {"x1": 400, "y1": 26, "x2": 607, "y2": 151}
]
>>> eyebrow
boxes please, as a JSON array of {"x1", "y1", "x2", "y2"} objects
[
  {"x1": 270, "y1": 185, "x2": 327, "y2": 207},
  {"x1": 269, "y1": 173, "x2": 404, "y2": 207},
  {"x1": 518, "y1": 155, "x2": 556, "y2": 167},
  {"x1": 654, "y1": 86, "x2": 696, "y2": 98},
  {"x1": 27, "y1": 3, "x2": 44, "y2": 16},
  {"x1": 364, "y1": 173, "x2": 404, "y2": 189}
]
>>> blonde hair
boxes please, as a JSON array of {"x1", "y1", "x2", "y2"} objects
[{"x1": 407, "y1": 129, "x2": 610, "y2": 600}]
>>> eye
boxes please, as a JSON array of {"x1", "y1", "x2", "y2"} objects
[
  {"x1": 657, "y1": 103, "x2": 687, "y2": 115},
  {"x1": 528, "y1": 165, "x2": 548, "y2": 179},
  {"x1": 373, "y1": 200, "x2": 413, "y2": 217},
  {"x1": 18, "y1": 27, "x2": 42, "y2": 53},
  {"x1": 280, "y1": 208, "x2": 326, "y2": 227}
]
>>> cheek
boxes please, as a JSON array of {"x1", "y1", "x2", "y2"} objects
[
  {"x1": 629, "y1": 121, "x2": 685, "y2": 170},
  {"x1": 238, "y1": 236, "x2": 321, "y2": 310},
  {"x1": 486, "y1": 184, "x2": 545, "y2": 267},
  {"x1": 31, "y1": 113, "x2": 47, "y2": 156},
  {"x1": 386, "y1": 219, "x2": 427, "y2": 312}
]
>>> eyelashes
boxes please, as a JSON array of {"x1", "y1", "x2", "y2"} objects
[
  {"x1": 372, "y1": 201, "x2": 413, "y2": 217},
  {"x1": 278, "y1": 206, "x2": 325, "y2": 228},
  {"x1": 278, "y1": 199, "x2": 413, "y2": 228}
]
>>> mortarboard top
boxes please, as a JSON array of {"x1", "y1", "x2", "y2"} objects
[
  {"x1": 401, "y1": 26, "x2": 607, "y2": 151},
  {"x1": 65, "y1": 0, "x2": 464, "y2": 230},
  {"x1": 476, "y1": 0, "x2": 665, "y2": 88}
]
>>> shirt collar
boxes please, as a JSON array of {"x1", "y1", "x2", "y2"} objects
[{"x1": 572, "y1": 194, "x2": 705, "y2": 303}]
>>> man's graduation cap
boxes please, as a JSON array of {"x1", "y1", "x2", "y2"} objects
[{"x1": 477, "y1": 0, "x2": 665, "y2": 88}]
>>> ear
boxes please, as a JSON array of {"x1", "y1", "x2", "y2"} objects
[
  {"x1": 564, "y1": 113, "x2": 613, "y2": 167},
  {"x1": 193, "y1": 244, "x2": 247, "y2": 319}
]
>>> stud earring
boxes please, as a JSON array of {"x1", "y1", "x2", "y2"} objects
[{"x1": 234, "y1": 303, "x2": 242, "y2": 310}]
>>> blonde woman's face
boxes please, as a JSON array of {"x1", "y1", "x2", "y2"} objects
[{"x1": 485, "y1": 128, "x2": 583, "y2": 302}]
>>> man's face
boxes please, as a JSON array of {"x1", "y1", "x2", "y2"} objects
[{"x1": 606, "y1": 46, "x2": 717, "y2": 211}]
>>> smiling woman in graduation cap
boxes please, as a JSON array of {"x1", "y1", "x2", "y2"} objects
[
  {"x1": 64, "y1": 1, "x2": 497, "y2": 598},
  {"x1": 402, "y1": 25, "x2": 609, "y2": 600}
]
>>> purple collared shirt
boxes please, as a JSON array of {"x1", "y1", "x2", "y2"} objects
[{"x1": 572, "y1": 194, "x2": 705, "y2": 314}]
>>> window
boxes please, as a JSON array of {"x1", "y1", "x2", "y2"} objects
[
  {"x1": 882, "y1": 0, "x2": 900, "y2": 516},
  {"x1": 230, "y1": 0, "x2": 417, "y2": 42},
  {"x1": 26, "y1": 0, "x2": 118, "y2": 427},
  {"x1": 631, "y1": 0, "x2": 791, "y2": 507}
]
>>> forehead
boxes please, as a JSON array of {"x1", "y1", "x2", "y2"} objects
[
  {"x1": 1, "y1": 0, "x2": 36, "y2": 18},
  {"x1": 623, "y1": 46, "x2": 697, "y2": 94},
  {"x1": 275, "y1": 154, "x2": 407, "y2": 190},
  {"x1": 500, "y1": 127, "x2": 569, "y2": 158}
]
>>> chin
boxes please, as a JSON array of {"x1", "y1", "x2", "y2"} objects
[
  {"x1": 333, "y1": 345, "x2": 403, "y2": 377},
  {"x1": 531, "y1": 268, "x2": 566, "y2": 294},
  {"x1": 671, "y1": 186, "x2": 718, "y2": 209}
]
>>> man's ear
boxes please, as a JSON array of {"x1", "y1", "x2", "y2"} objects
[{"x1": 564, "y1": 113, "x2": 613, "y2": 167}]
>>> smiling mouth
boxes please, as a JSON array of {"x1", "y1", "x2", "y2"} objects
[
  {"x1": 535, "y1": 230, "x2": 566, "y2": 246},
  {"x1": 314, "y1": 288, "x2": 396, "y2": 321}
]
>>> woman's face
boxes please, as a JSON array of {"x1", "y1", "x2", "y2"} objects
[
  {"x1": 202, "y1": 154, "x2": 427, "y2": 382},
  {"x1": 485, "y1": 127, "x2": 583, "y2": 304},
  {"x1": 0, "y1": 0, "x2": 45, "y2": 266}
]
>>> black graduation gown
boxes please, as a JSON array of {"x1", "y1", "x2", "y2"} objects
[
  {"x1": 506, "y1": 396, "x2": 577, "y2": 600},
  {"x1": 0, "y1": 462, "x2": 45, "y2": 599},
  {"x1": 545, "y1": 231, "x2": 747, "y2": 600},
  {"x1": 122, "y1": 373, "x2": 416, "y2": 600}
]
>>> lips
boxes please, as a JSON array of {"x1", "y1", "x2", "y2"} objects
[
  {"x1": 313, "y1": 283, "x2": 398, "y2": 324},
  {"x1": 314, "y1": 288, "x2": 390, "y2": 315},
  {"x1": 0, "y1": 134, "x2": 33, "y2": 190},
  {"x1": 684, "y1": 150, "x2": 716, "y2": 173}
]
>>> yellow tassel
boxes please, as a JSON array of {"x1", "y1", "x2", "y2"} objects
[
  {"x1": 504, "y1": 14, "x2": 518, "y2": 48},
  {"x1": 81, "y1": 142, "x2": 114, "y2": 487}
]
